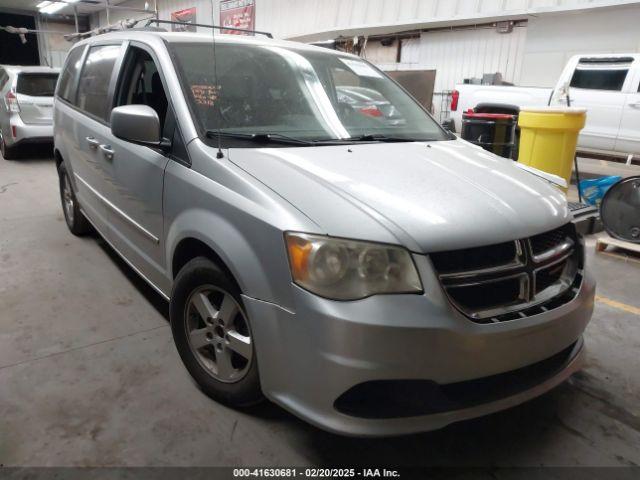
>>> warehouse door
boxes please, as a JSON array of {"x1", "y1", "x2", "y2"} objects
[{"x1": 0, "y1": 13, "x2": 40, "y2": 66}]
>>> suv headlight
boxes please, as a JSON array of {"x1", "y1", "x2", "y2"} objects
[{"x1": 285, "y1": 232, "x2": 423, "y2": 300}]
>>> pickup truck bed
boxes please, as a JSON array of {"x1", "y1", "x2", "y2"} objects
[
  {"x1": 451, "y1": 85, "x2": 551, "y2": 132},
  {"x1": 449, "y1": 53, "x2": 640, "y2": 158}
]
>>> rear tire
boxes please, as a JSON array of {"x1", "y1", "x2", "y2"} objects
[
  {"x1": 1, "y1": 138, "x2": 18, "y2": 160},
  {"x1": 170, "y1": 257, "x2": 263, "y2": 408},
  {"x1": 58, "y1": 162, "x2": 90, "y2": 236}
]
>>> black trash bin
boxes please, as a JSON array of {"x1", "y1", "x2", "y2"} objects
[{"x1": 461, "y1": 111, "x2": 517, "y2": 159}]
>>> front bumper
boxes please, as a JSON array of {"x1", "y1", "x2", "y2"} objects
[
  {"x1": 243, "y1": 255, "x2": 595, "y2": 437},
  {"x1": 3, "y1": 113, "x2": 52, "y2": 146}
]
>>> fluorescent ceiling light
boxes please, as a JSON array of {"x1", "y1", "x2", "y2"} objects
[
  {"x1": 40, "y1": 2, "x2": 66, "y2": 14},
  {"x1": 36, "y1": 1, "x2": 51, "y2": 7}
]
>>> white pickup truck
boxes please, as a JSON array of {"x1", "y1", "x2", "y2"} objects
[{"x1": 450, "y1": 53, "x2": 640, "y2": 160}]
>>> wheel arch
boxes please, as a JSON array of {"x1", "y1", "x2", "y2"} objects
[
  {"x1": 172, "y1": 237, "x2": 239, "y2": 288},
  {"x1": 54, "y1": 148, "x2": 64, "y2": 168},
  {"x1": 166, "y1": 211, "x2": 294, "y2": 309},
  {"x1": 53, "y1": 148, "x2": 81, "y2": 192}
]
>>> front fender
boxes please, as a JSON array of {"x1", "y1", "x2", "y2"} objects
[
  {"x1": 163, "y1": 140, "x2": 324, "y2": 310},
  {"x1": 166, "y1": 208, "x2": 292, "y2": 306}
]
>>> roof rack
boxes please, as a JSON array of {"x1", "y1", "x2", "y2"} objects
[
  {"x1": 142, "y1": 19, "x2": 273, "y2": 38},
  {"x1": 65, "y1": 16, "x2": 157, "y2": 42}
]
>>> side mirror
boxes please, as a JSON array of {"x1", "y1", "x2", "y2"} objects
[{"x1": 111, "y1": 105, "x2": 161, "y2": 145}]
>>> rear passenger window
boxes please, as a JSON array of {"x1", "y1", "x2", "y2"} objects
[
  {"x1": 76, "y1": 44, "x2": 120, "y2": 121},
  {"x1": 570, "y1": 65, "x2": 628, "y2": 91},
  {"x1": 57, "y1": 46, "x2": 85, "y2": 103}
]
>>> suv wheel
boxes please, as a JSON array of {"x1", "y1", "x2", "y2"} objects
[
  {"x1": 170, "y1": 257, "x2": 263, "y2": 407},
  {"x1": 1, "y1": 138, "x2": 17, "y2": 160},
  {"x1": 58, "y1": 162, "x2": 90, "y2": 235}
]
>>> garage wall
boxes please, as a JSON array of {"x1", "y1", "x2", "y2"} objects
[
  {"x1": 0, "y1": 10, "x2": 74, "y2": 68},
  {"x1": 399, "y1": 25, "x2": 526, "y2": 92},
  {"x1": 36, "y1": 19, "x2": 76, "y2": 68},
  {"x1": 95, "y1": 0, "x2": 215, "y2": 30},
  {"x1": 254, "y1": 0, "x2": 639, "y2": 41},
  {"x1": 372, "y1": 24, "x2": 527, "y2": 118},
  {"x1": 520, "y1": 4, "x2": 640, "y2": 87},
  {"x1": 95, "y1": 0, "x2": 640, "y2": 40}
]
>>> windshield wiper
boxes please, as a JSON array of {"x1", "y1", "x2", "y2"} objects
[
  {"x1": 205, "y1": 130, "x2": 438, "y2": 146},
  {"x1": 349, "y1": 134, "x2": 418, "y2": 143},
  {"x1": 205, "y1": 130, "x2": 314, "y2": 146}
]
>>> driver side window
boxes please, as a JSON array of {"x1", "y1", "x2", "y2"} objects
[{"x1": 115, "y1": 46, "x2": 168, "y2": 131}]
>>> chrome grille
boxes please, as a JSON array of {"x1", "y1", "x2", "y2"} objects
[
  {"x1": 530, "y1": 223, "x2": 575, "y2": 257},
  {"x1": 431, "y1": 223, "x2": 583, "y2": 323}
]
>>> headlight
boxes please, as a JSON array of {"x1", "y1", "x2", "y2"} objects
[{"x1": 285, "y1": 232, "x2": 423, "y2": 300}]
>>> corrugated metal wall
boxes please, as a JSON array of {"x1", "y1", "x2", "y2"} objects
[
  {"x1": 96, "y1": 0, "x2": 214, "y2": 28},
  {"x1": 36, "y1": 18, "x2": 76, "y2": 68},
  {"x1": 372, "y1": 24, "x2": 527, "y2": 117},
  {"x1": 521, "y1": 3, "x2": 640, "y2": 86},
  {"x1": 253, "y1": 0, "x2": 637, "y2": 41},
  {"x1": 409, "y1": 25, "x2": 527, "y2": 93},
  {"x1": 96, "y1": 0, "x2": 639, "y2": 40}
]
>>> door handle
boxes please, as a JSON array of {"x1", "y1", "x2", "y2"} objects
[
  {"x1": 629, "y1": 102, "x2": 640, "y2": 109},
  {"x1": 99, "y1": 144, "x2": 114, "y2": 160},
  {"x1": 86, "y1": 136, "x2": 100, "y2": 149}
]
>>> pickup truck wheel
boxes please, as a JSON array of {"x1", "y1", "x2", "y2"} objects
[
  {"x1": 170, "y1": 257, "x2": 263, "y2": 407},
  {"x1": 1, "y1": 138, "x2": 18, "y2": 160},
  {"x1": 58, "y1": 163, "x2": 90, "y2": 236}
]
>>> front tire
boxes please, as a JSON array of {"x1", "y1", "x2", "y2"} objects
[
  {"x1": 58, "y1": 162, "x2": 90, "y2": 236},
  {"x1": 170, "y1": 257, "x2": 263, "y2": 407}
]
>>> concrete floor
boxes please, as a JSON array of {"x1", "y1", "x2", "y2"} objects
[{"x1": 1, "y1": 150, "x2": 639, "y2": 467}]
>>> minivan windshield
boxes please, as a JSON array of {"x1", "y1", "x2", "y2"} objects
[
  {"x1": 17, "y1": 73, "x2": 59, "y2": 97},
  {"x1": 170, "y1": 42, "x2": 448, "y2": 144}
]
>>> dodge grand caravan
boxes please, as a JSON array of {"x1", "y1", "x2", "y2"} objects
[{"x1": 53, "y1": 29, "x2": 595, "y2": 436}]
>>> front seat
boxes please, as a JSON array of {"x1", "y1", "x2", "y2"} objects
[{"x1": 147, "y1": 72, "x2": 168, "y2": 126}]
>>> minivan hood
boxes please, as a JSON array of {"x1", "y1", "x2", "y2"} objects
[{"x1": 228, "y1": 139, "x2": 571, "y2": 253}]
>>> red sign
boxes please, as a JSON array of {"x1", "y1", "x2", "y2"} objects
[
  {"x1": 171, "y1": 7, "x2": 196, "y2": 32},
  {"x1": 219, "y1": 0, "x2": 255, "y2": 35}
]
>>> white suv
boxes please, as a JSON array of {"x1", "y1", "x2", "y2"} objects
[{"x1": 0, "y1": 65, "x2": 59, "y2": 160}]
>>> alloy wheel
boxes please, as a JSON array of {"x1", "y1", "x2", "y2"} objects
[{"x1": 184, "y1": 285, "x2": 253, "y2": 383}]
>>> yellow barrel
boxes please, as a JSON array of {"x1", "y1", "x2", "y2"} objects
[{"x1": 517, "y1": 107, "x2": 587, "y2": 190}]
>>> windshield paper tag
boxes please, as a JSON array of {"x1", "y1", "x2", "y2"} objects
[
  {"x1": 339, "y1": 58, "x2": 383, "y2": 78},
  {"x1": 191, "y1": 84, "x2": 219, "y2": 107}
]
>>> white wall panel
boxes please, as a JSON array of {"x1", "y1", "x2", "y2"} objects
[
  {"x1": 362, "y1": 39, "x2": 397, "y2": 64},
  {"x1": 251, "y1": 0, "x2": 638, "y2": 41},
  {"x1": 36, "y1": 19, "x2": 76, "y2": 68},
  {"x1": 410, "y1": 25, "x2": 527, "y2": 94},
  {"x1": 377, "y1": 25, "x2": 527, "y2": 117},
  {"x1": 97, "y1": 0, "x2": 214, "y2": 31},
  {"x1": 520, "y1": 4, "x2": 640, "y2": 86},
  {"x1": 95, "y1": 0, "x2": 639, "y2": 43}
]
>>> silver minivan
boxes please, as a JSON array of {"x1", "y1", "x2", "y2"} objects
[
  {"x1": 0, "y1": 65, "x2": 59, "y2": 159},
  {"x1": 53, "y1": 29, "x2": 595, "y2": 436}
]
